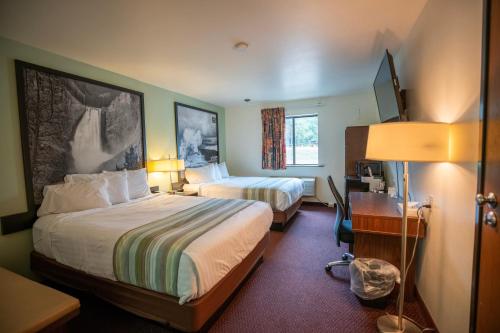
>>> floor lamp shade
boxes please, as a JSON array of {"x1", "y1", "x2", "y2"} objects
[
  {"x1": 365, "y1": 122, "x2": 449, "y2": 333},
  {"x1": 366, "y1": 122, "x2": 450, "y2": 162}
]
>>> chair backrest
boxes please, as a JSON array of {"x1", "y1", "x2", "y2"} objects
[
  {"x1": 327, "y1": 176, "x2": 346, "y2": 220},
  {"x1": 327, "y1": 176, "x2": 346, "y2": 246}
]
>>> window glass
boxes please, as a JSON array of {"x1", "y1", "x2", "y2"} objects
[{"x1": 286, "y1": 115, "x2": 318, "y2": 165}]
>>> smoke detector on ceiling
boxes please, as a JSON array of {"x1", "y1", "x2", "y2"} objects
[{"x1": 234, "y1": 42, "x2": 249, "y2": 51}]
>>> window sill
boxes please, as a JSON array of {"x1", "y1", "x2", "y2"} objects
[{"x1": 286, "y1": 164, "x2": 325, "y2": 167}]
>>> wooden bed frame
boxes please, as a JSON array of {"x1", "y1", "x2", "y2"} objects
[
  {"x1": 31, "y1": 232, "x2": 270, "y2": 332},
  {"x1": 271, "y1": 197, "x2": 302, "y2": 231}
]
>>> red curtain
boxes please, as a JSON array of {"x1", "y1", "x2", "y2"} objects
[{"x1": 261, "y1": 107, "x2": 286, "y2": 170}]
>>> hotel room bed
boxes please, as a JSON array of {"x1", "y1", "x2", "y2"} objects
[
  {"x1": 31, "y1": 193, "x2": 273, "y2": 331},
  {"x1": 183, "y1": 176, "x2": 304, "y2": 229}
]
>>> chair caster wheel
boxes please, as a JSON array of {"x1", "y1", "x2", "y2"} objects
[{"x1": 325, "y1": 265, "x2": 332, "y2": 272}]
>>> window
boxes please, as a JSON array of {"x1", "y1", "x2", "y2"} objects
[{"x1": 285, "y1": 114, "x2": 319, "y2": 165}]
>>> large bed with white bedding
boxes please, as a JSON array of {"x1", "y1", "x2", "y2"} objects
[
  {"x1": 183, "y1": 172, "x2": 304, "y2": 229},
  {"x1": 31, "y1": 193, "x2": 273, "y2": 331},
  {"x1": 184, "y1": 176, "x2": 304, "y2": 211}
]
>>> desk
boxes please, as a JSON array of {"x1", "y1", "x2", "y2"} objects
[{"x1": 349, "y1": 192, "x2": 426, "y2": 301}]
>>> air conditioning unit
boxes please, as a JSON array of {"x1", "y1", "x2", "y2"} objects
[
  {"x1": 271, "y1": 176, "x2": 316, "y2": 197},
  {"x1": 300, "y1": 177, "x2": 316, "y2": 197}
]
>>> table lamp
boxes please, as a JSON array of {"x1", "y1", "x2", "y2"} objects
[
  {"x1": 147, "y1": 158, "x2": 185, "y2": 190},
  {"x1": 365, "y1": 122, "x2": 450, "y2": 333}
]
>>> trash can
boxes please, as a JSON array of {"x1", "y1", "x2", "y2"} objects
[{"x1": 349, "y1": 258, "x2": 400, "y2": 308}]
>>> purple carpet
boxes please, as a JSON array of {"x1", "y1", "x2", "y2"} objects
[{"x1": 209, "y1": 205, "x2": 431, "y2": 333}]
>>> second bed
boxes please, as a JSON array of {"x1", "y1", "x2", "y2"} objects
[{"x1": 183, "y1": 176, "x2": 304, "y2": 229}]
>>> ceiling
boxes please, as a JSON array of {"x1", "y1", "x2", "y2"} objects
[{"x1": 0, "y1": 0, "x2": 427, "y2": 107}]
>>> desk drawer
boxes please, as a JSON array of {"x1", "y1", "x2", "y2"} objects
[{"x1": 351, "y1": 215, "x2": 425, "y2": 238}]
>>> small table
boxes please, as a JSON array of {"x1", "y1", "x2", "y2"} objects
[
  {"x1": 349, "y1": 192, "x2": 426, "y2": 301},
  {"x1": 0, "y1": 267, "x2": 80, "y2": 332}
]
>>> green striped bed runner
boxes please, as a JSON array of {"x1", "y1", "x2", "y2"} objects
[
  {"x1": 244, "y1": 178, "x2": 292, "y2": 209},
  {"x1": 113, "y1": 198, "x2": 255, "y2": 296}
]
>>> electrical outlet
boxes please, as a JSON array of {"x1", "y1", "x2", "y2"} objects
[{"x1": 421, "y1": 195, "x2": 433, "y2": 208}]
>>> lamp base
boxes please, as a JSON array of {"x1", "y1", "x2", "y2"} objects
[{"x1": 377, "y1": 315, "x2": 422, "y2": 333}]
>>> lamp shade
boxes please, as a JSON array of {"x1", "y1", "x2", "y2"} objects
[
  {"x1": 177, "y1": 159, "x2": 185, "y2": 171},
  {"x1": 147, "y1": 159, "x2": 185, "y2": 172},
  {"x1": 365, "y1": 122, "x2": 450, "y2": 162}
]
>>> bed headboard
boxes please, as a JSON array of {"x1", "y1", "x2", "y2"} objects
[{"x1": 0, "y1": 60, "x2": 146, "y2": 234}]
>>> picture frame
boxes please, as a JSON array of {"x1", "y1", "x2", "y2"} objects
[
  {"x1": 174, "y1": 102, "x2": 219, "y2": 168},
  {"x1": 1, "y1": 60, "x2": 146, "y2": 234}
]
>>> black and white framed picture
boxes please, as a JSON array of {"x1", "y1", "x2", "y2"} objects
[
  {"x1": 174, "y1": 102, "x2": 219, "y2": 168},
  {"x1": 15, "y1": 60, "x2": 146, "y2": 205}
]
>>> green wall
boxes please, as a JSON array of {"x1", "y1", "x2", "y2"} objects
[{"x1": 0, "y1": 37, "x2": 225, "y2": 277}]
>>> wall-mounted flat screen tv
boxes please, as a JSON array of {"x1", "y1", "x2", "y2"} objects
[{"x1": 373, "y1": 50, "x2": 405, "y2": 122}]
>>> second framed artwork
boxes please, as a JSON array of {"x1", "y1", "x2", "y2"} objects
[{"x1": 174, "y1": 102, "x2": 219, "y2": 168}]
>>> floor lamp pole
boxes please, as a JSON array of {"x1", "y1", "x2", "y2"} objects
[
  {"x1": 377, "y1": 161, "x2": 421, "y2": 333},
  {"x1": 399, "y1": 161, "x2": 409, "y2": 328}
]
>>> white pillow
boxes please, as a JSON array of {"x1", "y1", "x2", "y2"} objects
[
  {"x1": 64, "y1": 173, "x2": 99, "y2": 183},
  {"x1": 65, "y1": 171, "x2": 129, "y2": 204},
  {"x1": 37, "y1": 179, "x2": 111, "y2": 217},
  {"x1": 42, "y1": 182, "x2": 64, "y2": 197},
  {"x1": 218, "y1": 162, "x2": 230, "y2": 178},
  {"x1": 126, "y1": 168, "x2": 151, "y2": 199},
  {"x1": 101, "y1": 172, "x2": 129, "y2": 204},
  {"x1": 185, "y1": 164, "x2": 217, "y2": 184}
]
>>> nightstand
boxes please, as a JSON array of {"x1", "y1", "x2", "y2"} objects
[
  {"x1": 170, "y1": 191, "x2": 198, "y2": 196},
  {"x1": 0, "y1": 267, "x2": 80, "y2": 333}
]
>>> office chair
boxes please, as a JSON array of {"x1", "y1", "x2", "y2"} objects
[{"x1": 325, "y1": 176, "x2": 355, "y2": 271}]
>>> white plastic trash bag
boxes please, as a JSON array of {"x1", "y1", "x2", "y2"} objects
[{"x1": 349, "y1": 258, "x2": 400, "y2": 300}]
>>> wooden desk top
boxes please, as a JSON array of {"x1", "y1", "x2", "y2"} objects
[
  {"x1": 350, "y1": 192, "x2": 402, "y2": 218},
  {"x1": 349, "y1": 192, "x2": 425, "y2": 238},
  {"x1": 0, "y1": 267, "x2": 80, "y2": 333}
]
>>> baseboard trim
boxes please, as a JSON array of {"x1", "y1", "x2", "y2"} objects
[
  {"x1": 301, "y1": 201, "x2": 335, "y2": 208},
  {"x1": 301, "y1": 201, "x2": 323, "y2": 206},
  {"x1": 415, "y1": 287, "x2": 439, "y2": 332}
]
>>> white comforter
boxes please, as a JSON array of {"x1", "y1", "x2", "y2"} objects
[
  {"x1": 32, "y1": 194, "x2": 272, "y2": 304},
  {"x1": 183, "y1": 177, "x2": 304, "y2": 211}
]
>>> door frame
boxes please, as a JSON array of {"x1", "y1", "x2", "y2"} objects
[{"x1": 470, "y1": 0, "x2": 491, "y2": 331}]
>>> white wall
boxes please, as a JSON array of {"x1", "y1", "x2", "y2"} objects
[
  {"x1": 387, "y1": 0, "x2": 482, "y2": 332},
  {"x1": 225, "y1": 90, "x2": 379, "y2": 204}
]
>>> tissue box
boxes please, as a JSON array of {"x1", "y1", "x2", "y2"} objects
[{"x1": 397, "y1": 202, "x2": 419, "y2": 217}]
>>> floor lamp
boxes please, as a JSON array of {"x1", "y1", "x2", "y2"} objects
[{"x1": 365, "y1": 122, "x2": 450, "y2": 333}]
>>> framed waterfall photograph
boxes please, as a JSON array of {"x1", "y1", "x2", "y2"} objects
[
  {"x1": 14, "y1": 60, "x2": 146, "y2": 206},
  {"x1": 174, "y1": 102, "x2": 219, "y2": 168}
]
